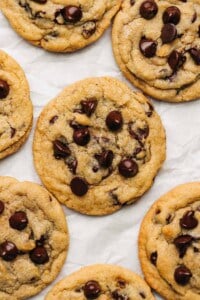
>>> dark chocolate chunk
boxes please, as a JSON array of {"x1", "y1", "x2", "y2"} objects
[
  {"x1": 118, "y1": 159, "x2": 138, "y2": 178},
  {"x1": 163, "y1": 6, "x2": 181, "y2": 25},
  {"x1": 0, "y1": 241, "x2": 18, "y2": 261},
  {"x1": 61, "y1": 6, "x2": 82, "y2": 23},
  {"x1": 53, "y1": 139, "x2": 71, "y2": 159},
  {"x1": 95, "y1": 150, "x2": 114, "y2": 168},
  {"x1": 189, "y1": 48, "x2": 200, "y2": 65},
  {"x1": 106, "y1": 111, "x2": 123, "y2": 131},
  {"x1": 49, "y1": 115, "x2": 58, "y2": 124},
  {"x1": 29, "y1": 246, "x2": 49, "y2": 264},
  {"x1": 83, "y1": 280, "x2": 101, "y2": 299},
  {"x1": 70, "y1": 177, "x2": 88, "y2": 196},
  {"x1": 174, "y1": 265, "x2": 192, "y2": 285},
  {"x1": 140, "y1": 1, "x2": 158, "y2": 20},
  {"x1": 0, "y1": 201, "x2": 4, "y2": 214},
  {"x1": 73, "y1": 128, "x2": 90, "y2": 146},
  {"x1": 0, "y1": 79, "x2": 9, "y2": 99},
  {"x1": 174, "y1": 235, "x2": 193, "y2": 258},
  {"x1": 81, "y1": 98, "x2": 97, "y2": 116},
  {"x1": 150, "y1": 251, "x2": 157, "y2": 265},
  {"x1": 139, "y1": 37, "x2": 157, "y2": 57},
  {"x1": 167, "y1": 50, "x2": 186, "y2": 71},
  {"x1": 180, "y1": 210, "x2": 198, "y2": 229},
  {"x1": 9, "y1": 211, "x2": 28, "y2": 231},
  {"x1": 161, "y1": 23, "x2": 177, "y2": 43}
]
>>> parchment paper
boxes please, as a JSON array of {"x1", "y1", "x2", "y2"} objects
[{"x1": 1, "y1": 10, "x2": 200, "y2": 299}]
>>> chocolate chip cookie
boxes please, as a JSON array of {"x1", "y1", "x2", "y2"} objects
[
  {"x1": 33, "y1": 77, "x2": 166, "y2": 215},
  {"x1": 0, "y1": 50, "x2": 33, "y2": 159},
  {"x1": 139, "y1": 182, "x2": 200, "y2": 300},
  {"x1": 112, "y1": 0, "x2": 200, "y2": 102},
  {"x1": 1, "y1": 0, "x2": 122, "y2": 52},
  {"x1": 0, "y1": 176, "x2": 69, "y2": 299},
  {"x1": 45, "y1": 264, "x2": 155, "y2": 299}
]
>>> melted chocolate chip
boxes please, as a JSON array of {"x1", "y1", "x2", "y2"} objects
[
  {"x1": 0, "y1": 80, "x2": 9, "y2": 99},
  {"x1": 180, "y1": 210, "x2": 198, "y2": 229},
  {"x1": 9, "y1": 211, "x2": 28, "y2": 231},
  {"x1": 66, "y1": 157, "x2": 77, "y2": 174},
  {"x1": 82, "y1": 22, "x2": 96, "y2": 39},
  {"x1": 31, "y1": 0, "x2": 47, "y2": 3},
  {"x1": 130, "y1": 0, "x2": 135, "y2": 5},
  {"x1": 70, "y1": 177, "x2": 88, "y2": 196},
  {"x1": 0, "y1": 201, "x2": 4, "y2": 214},
  {"x1": 83, "y1": 280, "x2": 101, "y2": 299},
  {"x1": 49, "y1": 115, "x2": 58, "y2": 124},
  {"x1": 163, "y1": 6, "x2": 181, "y2": 25},
  {"x1": 174, "y1": 265, "x2": 192, "y2": 285},
  {"x1": 168, "y1": 50, "x2": 186, "y2": 71},
  {"x1": 192, "y1": 12, "x2": 197, "y2": 23},
  {"x1": 69, "y1": 120, "x2": 84, "y2": 129},
  {"x1": 106, "y1": 111, "x2": 123, "y2": 131},
  {"x1": 146, "y1": 102, "x2": 154, "y2": 117},
  {"x1": 29, "y1": 246, "x2": 49, "y2": 264},
  {"x1": 161, "y1": 23, "x2": 177, "y2": 43},
  {"x1": 174, "y1": 235, "x2": 193, "y2": 258},
  {"x1": 117, "y1": 279, "x2": 126, "y2": 288},
  {"x1": 53, "y1": 139, "x2": 71, "y2": 159},
  {"x1": 139, "y1": 38, "x2": 157, "y2": 57},
  {"x1": 73, "y1": 128, "x2": 90, "y2": 146},
  {"x1": 61, "y1": 6, "x2": 82, "y2": 23},
  {"x1": 189, "y1": 48, "x2": 200, "y2": 65},
  {"x1": 36, "y1": 236, "x2": 45, "y2": 247},
  {"x1": 95, "y1": 150, "x2": 114, "y2": 168},
  {"x1": 112, "y1": 290, "x2": 128, "y2": 300},
  {"x1": 92, "y1": 166, "x2": 99, "y2": 173},
  {"x1": 166, "y1": 214, "x2": 172, "y2": 224},
  {"x1": 150, "y1": 251, "x2": 157, "y2": 265},
  {"x1": 81, "y1": 98, "x2": 97, "y2": 116},
  {"x1": 0, "y1": 241, "x2": 18, "y2": 261},
  {"x1": 140, "y1": 1, "x2": 158, "y2": 19},
  {"x1": 10, "y1": 127, "x2": 16, "y2": 138},
  {"x1": 137, "y1": 127, "x2": 149, "y2": 139},
  {"x1": 118, "y1": 159, "x2": 138, "y2": 178},
  {"x1": 139, "y1": 292, "x2": 146, "y2": 299}
]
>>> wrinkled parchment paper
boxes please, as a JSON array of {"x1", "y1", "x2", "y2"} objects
[{"x1": 1, "y1": 10, "x2": 200, "y2": 299}]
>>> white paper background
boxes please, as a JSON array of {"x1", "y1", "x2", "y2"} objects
[{"x1": 0, "y1": 10, "x2": 200, "y2": 300}]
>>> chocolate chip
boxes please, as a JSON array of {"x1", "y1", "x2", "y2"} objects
[
  {"x1": 130, "y1": 0, "x2": 135, "y2": 5},
  {"x1": 189, "y1": 48, "x2": 200, "y2": 65},
  {"x1": 106, "y1": 111, "x2": 123, "y2": 131},
  {"x1": 168, "y1": 50, "x2": 186, "y2": 71},
  {"x1": 36, "y1": 236, "x2": 45, "y2": 247},
  {"x1": 146, "y1": 102, "x2": 154, "y2": 117},
  {"x1": 29, "y1": 246, "x2": 49, "y2": 264},
  {"x1": 70, "y1": 177, "x2": 88, "y2": 196},
  {"x1": 161, "y1": 23, "x2": 177, "y2": 43},
  {"x1": 166, "y1": 214, "x2": 172, "y2": 224},
  {"x1": 9, "y1": 211, "x2": 28, "y2": 231},
  {"x1": 192, "y1": 12, "x2": 197, "y2": 23},
  {"x1": 69, "y1": 120, "x2": 84, "y2": 129},
  {"x1": 61, "y1": 6, "x2": 82, "y2": 23},
  {"x1": 83, "y1": 280, "x2": 101, "y2": 299},
  {"x1": 66, "y1": 157, "x2": 77, "y2": 174},
  {"x1": 49, "y1": 115, "x2": 58, "y2": 124},
  {"x1": 95, "y1": 150, "x2": 114, "y2": 168},
  {"x1": 139, "y1": 292, "x2": 146, "y2": 299},
  {"x1": 10, "y1": 127, "x2": 16, "y2": 138},
  {"x1": 112, "y1": 290, "x2": 128, "y2": 300},
  {"x1": 140, "y1": 1, "x2": 158, "y2": 20},
  {"x1": 118, "y1": 159, "x2": 138, "y2": 178},
  {"x1": 174, "y1": 265, "x2": 192, "y2": 285},
  {"x1": 0, "y1": 241, "x2": 18, "y2": 261},
  {"x1": 53, "y1": 139, "x2": 71, "y2": 159},
  {"x1": 174, "y1": 235, "x2": 193, "y2": 258},
  {"x1": 163, "y1": 6, "x2": 181, "y2": 25},
  {"x1": 133, "y1": 147, "x2": 142, "y2": 157},
  {"x1": 137, "y1": 126, "x2": 149, "y2": 139},
  {"x1": 73, "y1": 128, "x2": 90, "y2": 146},
  {"x1": 180, "y1": 210, "x2": 198, "y2": 229},
  {"x1": 92, "y1": 166, "x2": 99, "y2": 173},
  {"x1": 117, "y1": 279, "x2": 126, "y2": 288},
  {"x1": 31, "y1": 0, "x2": 47, "y2": 3},
  {"x1": 0, "y1": 201, "x2": 4, "y2": 214},
  {"x1": 82, "y1": 22, "x2": 96, "y2": 39},
  {"x1": 139, "y1": 37, "x2": 157, "y2": 57},
  {"x1": 81, "y1": 98, "x2": 97, "y2": 116},
  {"x1": 0, "y1": 80, "x2": 9, "y2": 99},
  {"x1": 150, "y1": 251, "x2": 157, "y2": 265}
]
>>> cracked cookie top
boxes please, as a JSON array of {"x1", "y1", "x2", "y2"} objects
[
  {"x1": 45, "y1": 264, "x2": 155, "y2": 300},
  {"x1": 0, "y1": 50, "x2": 33, "y2": 159},
  {"x1": 139, "y1": 183, "x2": 200, "y2": 300},
  {"x1": 33, "y1": 77, "x2": 166, "y2": 215},
  {"x1": 112, "y1": 0, "x2": 200, "y2": 102},
  {"x1": 0, "y1": 0, "x2": 122, "y2": 52},
  {"x1": 0, "y1": 176, "x2": 69, "y2": 300}
]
